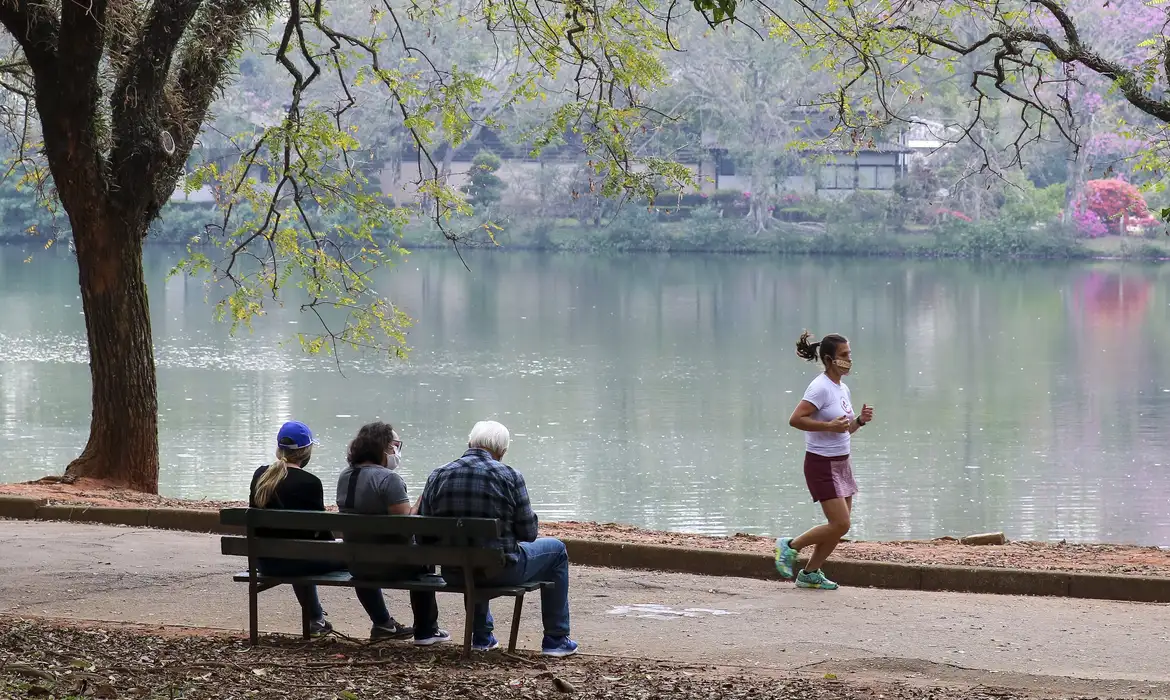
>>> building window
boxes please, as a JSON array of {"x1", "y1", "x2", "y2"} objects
[
  {"x1": 835, "y1": 165, "x2": 856, "y2": 189},
  {"x1": 877, "y1": 165, "x2": 897, "y2": 189},
  {"x1": 715, "y1": 151, "x2": 735, "y2": 176},
  {"x1": 858, "y1": 166, "x2": 877, "y2": 189},
  {"x1": 818, "y1": 167, "x2": 835, "y2": 189},
  {"x1": 819, "y1": 165, "x2": 857, "y2": 190}
]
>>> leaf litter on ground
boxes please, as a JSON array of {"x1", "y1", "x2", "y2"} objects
[{"x1": 0, "y1": 617, "x2": 1093, "y2": 700}]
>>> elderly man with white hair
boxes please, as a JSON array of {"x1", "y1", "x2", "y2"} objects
[{"x1": 417, "y1": 420, "x2": 578, "y2": 658}]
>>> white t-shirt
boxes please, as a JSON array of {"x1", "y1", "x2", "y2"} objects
[{"x1": 801, "y1": 373, "x2": 854, "y2": 457}]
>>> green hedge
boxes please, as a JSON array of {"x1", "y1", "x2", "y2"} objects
[{"x1": 465, "y1": 211, "x2": 1097, "y2": 260}]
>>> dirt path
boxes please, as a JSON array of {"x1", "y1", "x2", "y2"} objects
[
  {"x1": 4, "y1": 519, "x2": 1170, "y2": 694},
  {"x1": 5, "y1": 478, "x2": 1169, "y2": 577}
]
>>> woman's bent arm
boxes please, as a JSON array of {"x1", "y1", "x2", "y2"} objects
[
  {"x1": 790, "y1": 400, "x2": 834, "y2": 432},
  {"x1": 786, "y1": 400, "x2": 851, "y2": 433}
]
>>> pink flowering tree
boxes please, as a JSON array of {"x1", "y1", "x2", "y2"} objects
[{"x1": 1073, "y1": 179, "x2": 1154, "y2": 236}]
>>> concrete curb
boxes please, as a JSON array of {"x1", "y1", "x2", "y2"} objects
[
  {"x1": 1, "y1": 496, "x2": 1166, "y2": 604},
  {"x1": 560, "y1": 539, "x2": 1170, "y2": 603}
]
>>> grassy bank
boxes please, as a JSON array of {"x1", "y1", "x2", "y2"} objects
[{"x1": 398, "y1": 213, "x2": 1170, "y2": 261}]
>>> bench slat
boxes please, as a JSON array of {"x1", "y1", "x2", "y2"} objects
[
  {"x1": 219, "y1": 508, "x2": 502, "y2": 539},
  {"x1": 231, "y1": 571, "x2": 549, "y2": 596},
  {"x1": 221, "y1": 536, "x2": 506, "y2": 570}
]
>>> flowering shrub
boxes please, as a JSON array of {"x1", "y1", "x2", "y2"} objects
[
  {"x1": 1072, "y1": 206, "x2": 1109, "y2": 238},
  {"x1": 927, "y1": 207, "x2": 972, "y2": 222},
  {"x1": 1067, "y1": 179, "x2": 1152, "y2": 237},
  {"x1": 1083, "y1": 179, "x2": 1149, "y2": 221}
]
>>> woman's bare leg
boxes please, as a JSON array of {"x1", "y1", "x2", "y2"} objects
[{"x1": 790, "y1": 497, "x2": 851, "y2": 572}]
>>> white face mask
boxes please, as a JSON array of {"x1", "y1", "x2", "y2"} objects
[{"x1": 384, "y1": 447, "x2": 401, "y2": 471}]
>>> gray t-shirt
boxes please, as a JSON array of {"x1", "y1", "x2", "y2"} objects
[{"x1": 336, "y1": 463, "x2": 409, "y2": 544}]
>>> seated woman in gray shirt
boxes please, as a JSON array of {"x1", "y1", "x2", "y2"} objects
[{"x1": 336, "y1": 421, "x2": 450, "y2": 646}]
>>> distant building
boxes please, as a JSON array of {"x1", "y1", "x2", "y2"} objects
[
  {"x1": 378, "y1": 125, "x2": 911, "y2": 205},
  {"x1": 174, "y1": 120, "x2": 913, "y2": 206},
  {"x1": 699, "y1": 139, "x2": 911, "y2": 199},
  {"x1": 903, "y1": 117, "x2": 962, "y2": 160}
]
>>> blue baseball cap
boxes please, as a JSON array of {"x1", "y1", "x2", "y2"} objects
[{"x1": 276, "y1": 420, "x2": 318, "y2": 449}]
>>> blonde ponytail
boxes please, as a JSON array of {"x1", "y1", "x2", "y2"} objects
[{"x1": 254, "y1": 445, "x2": 312, "y2": 507}]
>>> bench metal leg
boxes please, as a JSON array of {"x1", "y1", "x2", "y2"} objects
[
  {"x1": 248, "y1": 580, "x2": 259, "y2": 647},
  {"x1": 508, "y1": 594, "x2": 525, "y2": 653},
  {"x1": 461, "y1": 580, "x2": 476, "y2": 661}
]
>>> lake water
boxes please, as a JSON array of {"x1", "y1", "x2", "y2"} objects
[{"x1": 1, "y1": 246, "x2": 1168, "y2": 545}]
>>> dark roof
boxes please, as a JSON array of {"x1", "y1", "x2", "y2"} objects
[
  {"x1": 824, "y1": 141, "x2": 913, "y2": 154},
  {"x1": 396, "y1": 122, "x2": 909, "y2": 162}
]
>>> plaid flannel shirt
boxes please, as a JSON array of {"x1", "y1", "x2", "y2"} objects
[{"x1": 418, "y1": 448, "x2": 539, "y2": 562}]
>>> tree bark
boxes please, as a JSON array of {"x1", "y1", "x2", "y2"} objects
[
  {"x1": 64, "y1": 214, "x2": 160, "y2": 493},
  {"x1": 1064, "y1": 111, "x2": 1097, "y2": 229},
  {"x1": 746, "y1": 157, "x2": 772, "y2": 234}
]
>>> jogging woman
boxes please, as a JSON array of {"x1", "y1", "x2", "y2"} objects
[{"x1": 774, "y1": 331, "x2": 874, "y2": 590}]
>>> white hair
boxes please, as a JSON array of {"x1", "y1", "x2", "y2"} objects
[{"x1": 468, "y1": 420, "x2": 510, "y2": 457}]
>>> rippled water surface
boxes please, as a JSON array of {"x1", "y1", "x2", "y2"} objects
[{"x1": 2, "y1": 247, "x2": 1168, "y2": 544}]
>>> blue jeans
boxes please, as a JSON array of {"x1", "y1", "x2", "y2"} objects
[
  {"x1": 447, "y1": 538, "x2": 571, "y2": 638},
  {"x1": 257, "y1": 558, "x2": 391, "y2": 625}
]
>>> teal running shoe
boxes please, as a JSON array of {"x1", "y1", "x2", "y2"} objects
[
  {"x1": 795, "y1": 569, "x2": 839, "y2": 590},
  {"x1": 774, "y1": 537, "x2": 798, "y2": 579}
]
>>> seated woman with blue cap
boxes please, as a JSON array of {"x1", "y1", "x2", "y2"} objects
[{"x1": 249, "y1": 420, "x2": 407, "y2": 636}]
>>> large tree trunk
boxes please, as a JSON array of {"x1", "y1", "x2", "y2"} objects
[{"x1": 64, "y1": 215, "x2": 160, "y2": 493}]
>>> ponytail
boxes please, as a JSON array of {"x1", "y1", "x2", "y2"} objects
[
  {"x1": 254, "y1": 444, "x2": 313, "y2": 508},
  {"x1": 254, "y1": 459, "x2": 289, "y2": 508},
  {"x1": 795, "y1": 330, "x2": 821, "y2": 362}
]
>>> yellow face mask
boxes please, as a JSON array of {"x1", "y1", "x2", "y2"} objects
[{"x1": 833, "y1": 358, "x2": 852, "y2": 372}]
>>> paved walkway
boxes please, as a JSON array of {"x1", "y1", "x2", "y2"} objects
[{"x1": 3, "y1": 521, "x2": 1170, "y2": 696}]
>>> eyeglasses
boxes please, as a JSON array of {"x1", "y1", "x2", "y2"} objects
[{"x1": 391, "y1": 439, "x2": 404, "y2": 452}]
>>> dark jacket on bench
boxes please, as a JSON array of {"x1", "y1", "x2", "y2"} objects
[{"x1": 249, "y1": 465, "x2": 334, "y2": 541}]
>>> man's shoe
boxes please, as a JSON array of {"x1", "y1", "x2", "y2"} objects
[
  {"x1": 541, "y1": 636, "x2": 579, "y2": 658},
  {"x1": 414, "y1": 629, "x2": 452, "y2": 646},
  {"x1": 370, "y1": 618, "x2": 414, "y2": 640},
  {"x1": 309, "y1": 617, "x2": 333, "y2": 636},
  {"x1": 472, "y1": 633, "x2": 499, "y2": 651}
]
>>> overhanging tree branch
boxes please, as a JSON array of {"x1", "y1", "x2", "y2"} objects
[
  {"x1": 109, "y1": 0, "x2": 207, "y2": 216},
  {"x1": 162, "y1": 0, "x2": 275, "y2": 222},
  {"x1": 175, "y1": 0, "x2": 276, "y2": 149}
]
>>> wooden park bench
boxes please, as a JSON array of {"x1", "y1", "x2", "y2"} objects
[{"x1": 219, "y1": 508, "x2": 552, "y2": 658}]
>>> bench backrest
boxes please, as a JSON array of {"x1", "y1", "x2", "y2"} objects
[{"x1": 219, "y1": 508, "x2": 508, "y2": 572}]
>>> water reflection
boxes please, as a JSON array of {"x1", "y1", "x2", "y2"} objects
[
  {"x1": 1073, "y1": 270, "x2": 1153, "y2": 329},
  {"x1": 0, "y1": 248, "x2": 1168, "y2": 544}
]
